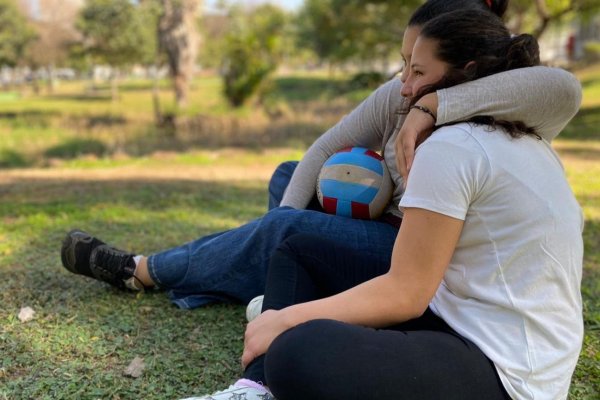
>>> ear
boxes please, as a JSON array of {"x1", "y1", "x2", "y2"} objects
[{"x1": 464, "y1": 61, "x2": 477, "y2": 72}]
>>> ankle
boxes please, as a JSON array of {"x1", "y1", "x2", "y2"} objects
[{"x1": 133, "y1": 256, "x2": 155, "y2": 288}]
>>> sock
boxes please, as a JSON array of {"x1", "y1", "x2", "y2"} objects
[
  {"x1": 124, "y1": 255, "x2": 145, "y2": 291},
  {"x1": 133, "y1": 255, "x2": 143, "y2": 266}
]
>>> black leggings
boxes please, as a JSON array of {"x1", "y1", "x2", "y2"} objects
[{"x1": 244, "y1": 233, "x2": 510, "y2": 400}]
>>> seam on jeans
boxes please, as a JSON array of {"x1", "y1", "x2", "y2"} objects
[{"x1": 146, "y1": 255, "x2": 164, "y2": 286}]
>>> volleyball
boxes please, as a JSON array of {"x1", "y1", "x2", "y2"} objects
[{"x1": 316, "y1": 147, "x2": 393, "y2": 220}]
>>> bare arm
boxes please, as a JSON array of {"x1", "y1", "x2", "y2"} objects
[{"x1": 241, "y1": 207, "x2": 463, "y2": 367}]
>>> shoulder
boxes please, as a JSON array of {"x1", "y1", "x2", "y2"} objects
[
  {"x1": 414, "y1": 123, "x2": 493, "y2": 175},
  {"x1": 420, "y1": 123, "x2": 484, "y2": 152},
  {"x1": 370, "y1": 77, "x2": 406, "y2": 106}
]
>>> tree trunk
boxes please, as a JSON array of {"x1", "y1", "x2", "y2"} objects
[
  {"x1": 532, "y1": 0, "x2": 575, "y2": 40},
  {"x1": 152, "y1": 64, "x2": 162, "y2": 126},
  {"x1": 158, "y1": 0, "x2": 201, "y2": 109},
  {"x1": 111, "y1": 68, "x2": 119, "y2": 102}
]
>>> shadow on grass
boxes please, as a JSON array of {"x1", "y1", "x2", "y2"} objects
[
  {"x1": 47, "y1": 93, "x2": 112, "y2": 102},
  {"x1": 0, "y1": 172, "x2": 599, "y2": 398},
  {"x1": 0, "y1": 149, "x2": 30, "y2": 168},
  {"x1": 273, "y1": 76, "x2": 350, "y2": 103},
  {"x1": 0, "y1": 176, "x2": 267, "y2": 226},
  {"x1": 86, "y1": 114, "x2": 127, "y2": 129},
  {"x1": 0, "y1": 175, "x2": 264, "y2": 397},
  {"x1": 580, "y1": 77, "x2": 600, "y2": 89},
  {"x1": 0, "y1": 109, "x2": 61, "y2": 129},
  {"x1": 561, "y1": 106, "x2": 600, "y2": 141},
  {"x1": 44, "y1": 138, "x2": 108, "y2": 159}
]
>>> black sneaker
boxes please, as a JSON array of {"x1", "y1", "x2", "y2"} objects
[
  {"x1": 61, "y1": 229, "x2": 106, "y2": 278},
  {"x1": 89, "y1": 244, "x2": 136, "y2": 290},
  {"x1": 61, "y1": 229, "x2": 136, "y2": 290}
]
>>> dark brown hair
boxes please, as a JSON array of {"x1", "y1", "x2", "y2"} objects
[
  {"x1": 408, "y1": 0, "x2": 509, "y2": 27},
  {"x1": 413, "y1": 9, "x2": 541, "y2": 139}
]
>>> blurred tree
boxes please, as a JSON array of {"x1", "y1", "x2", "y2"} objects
[
  {"x1": 158, "y1": 0, "x2": 201, "y2": 109},
  {"x1": 77, "y1": 0, "x2": 154, "y2": 100},
  {"x1": 0, "y1": 0, "x2": 36, "y2": 70},
  {"x1": 23, "y1": 0, "x2": 81, "y2": 93},
  {"x1": 296, "y1": 0, "x2": 419, "y2": 73},
  {"x1": 221, "y1": 3, "x2": 287, "y2": 107},
  {"x1": 509, "y1": 0, "x2": 600, "y2": 38},
  {"x1": 199, "y1": 6, "x2": 231, "y2": 70}
]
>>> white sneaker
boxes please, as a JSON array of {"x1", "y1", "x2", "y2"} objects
[
  {"x1": 246, "y1": 295, "x2": 264, "y2": 322},
  {"x1": 180, "y1": 379, "x2": 275, "y2": 400}
]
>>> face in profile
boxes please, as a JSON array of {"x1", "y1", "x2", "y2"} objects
[{"x1": 401, "y1": 35, "x2": 449, "y2": 99}]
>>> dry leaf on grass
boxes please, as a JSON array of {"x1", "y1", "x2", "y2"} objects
[
  {"x1": 18, "y1": 306, "x2": 35, "y2": 322},
  {"x1": 123, "y1": 356, "x2": 146, "y2": 378}
]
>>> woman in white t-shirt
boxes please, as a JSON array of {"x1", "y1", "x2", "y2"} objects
[{"x1": 182, "y1": 7, "x2": 583, "y2": 400}]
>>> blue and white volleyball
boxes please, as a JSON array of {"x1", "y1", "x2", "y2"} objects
[{"x1": 316, "y1": 147, "x2": 393, "y2": 219}]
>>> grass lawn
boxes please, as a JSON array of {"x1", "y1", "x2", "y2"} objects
[{"x1": 1, "y1": 68, "x2": 599, "y2": 399}]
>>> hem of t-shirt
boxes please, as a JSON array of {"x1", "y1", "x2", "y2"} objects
[{"x1": 399, "y1": 197, "x2": 466, "y2": 221}]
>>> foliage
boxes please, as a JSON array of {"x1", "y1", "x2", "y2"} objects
[
  {"x1": 76, "y1": 0, "x2": 154, "y2": 68},
  {"x1": 0, "y1": 0, "x2": 36, "y2": 67},
  {"x1": 508, "y1": 0, "x2": 600, "y2": 37},
  {"x1": 0, "y1": 66, "x2": 599, "y2": 398},
  {"x1": 348, "y1": 71, "x2": 386, "y2": 90},
  {"x1": 584, "y1": 41, "x2": 600, "y2": 62},
  {"x1": 295, "y1": 0, "x2": 419, "y2": 70},
  {"x1": 221, "y1": 4, "x2": 287, "y2": 107}
]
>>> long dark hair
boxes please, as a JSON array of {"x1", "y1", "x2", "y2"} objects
[{"x1": 413, "y1": 9, "x2": 541, "y2": 139}]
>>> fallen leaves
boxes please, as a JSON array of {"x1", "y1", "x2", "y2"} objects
[
  {"x1": 123, "y1": 356, "x2": 145, "y2": 378},
  {"x1": 18, "y1": 306, "x2": 35, "y2": 323}
]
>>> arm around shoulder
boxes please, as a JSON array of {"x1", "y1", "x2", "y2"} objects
[{"x1": 437, "y1": 66, "x2": 582, "y2": 142}]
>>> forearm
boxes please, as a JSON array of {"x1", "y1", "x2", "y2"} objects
[
  {"x1": 280, "y1": 79, "x2": 403, "y2": 208},
  {"x1": 436, "y1": 66, "x2": 582, "y2": 141},
  {"x1": 283, "y1": 273, "x2": 423, "y2": 329},
  {"x1": 282, "y1": 208, "x2": 461, "y2": 330}
]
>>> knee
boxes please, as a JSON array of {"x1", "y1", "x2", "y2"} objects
[
  {"x1": 264, "y1": 319, "x2": 340, "y2": 395},
  {"x1": 270, "y1": 161, "x2": 298, "y2": 182},
  {"x1": 272, "y1": 232, "x2": 326, "y2": 263},
  {"x1": 269, "y1": 161, "x2": 298, "y2": 205}
]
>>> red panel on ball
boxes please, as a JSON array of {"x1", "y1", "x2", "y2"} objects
[
  {"x1": 365, "y1": 149, "x2": 384, "y2": 160},
  {"x1": 351, "y1": 202, "x2": 371, "y2": 219},
  {"x1": 322, "y1": 196, "x2": 338, "y2": 214}
]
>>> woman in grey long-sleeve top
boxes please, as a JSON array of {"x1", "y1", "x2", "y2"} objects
[{"x1": 59, "y1": 0, "x2": 582, "y2": 313}]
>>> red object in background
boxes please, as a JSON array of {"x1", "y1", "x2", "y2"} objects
[{"x1": 566, "y1": 34, "x2": 576, "y2": 60}]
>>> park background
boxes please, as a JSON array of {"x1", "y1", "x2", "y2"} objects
[{"x1": 0, "y1": 0, "x2": 599, "y2": 398}]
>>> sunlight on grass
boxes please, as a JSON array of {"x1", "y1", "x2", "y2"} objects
[{"x1": 1, "y1": 67, "x2": 599, "y2": 398}]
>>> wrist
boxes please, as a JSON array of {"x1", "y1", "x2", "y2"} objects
[
  {"x1": 417, "y1": 93, "x2": 438, "y2": 119},
  {"x1": 284, "y1": 303, "x2": 311, "y2": 329},
  {"x1": 409, "y1": 104, "x2": 436, "y2": 124}
]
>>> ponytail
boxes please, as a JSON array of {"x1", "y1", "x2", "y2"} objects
[{"x1": 506, "y1": 34, "x2": 540, "y2": 70}]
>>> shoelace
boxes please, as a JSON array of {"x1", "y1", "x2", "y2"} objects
[{"x1": 94, "y1": 246, "x2": 133, "y2": 277}]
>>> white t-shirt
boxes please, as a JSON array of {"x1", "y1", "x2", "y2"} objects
[{"x1": 399, "y1": 123, "x2": 584, "y2": 400}]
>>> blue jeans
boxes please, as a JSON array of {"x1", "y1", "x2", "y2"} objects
[{"x1": 147, "y1": 162, "x2": 399, "y2": 309}]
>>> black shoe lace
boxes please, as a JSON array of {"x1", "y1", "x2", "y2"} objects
[{"x1": 95, "y1": 246, "x2": 134, "y2": 279}]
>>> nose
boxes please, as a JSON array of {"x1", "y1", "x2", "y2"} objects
[
  {"x1": 400, "y1": 78, "x2": 413, "y2": 98},
  {"x1": 399, "y1": 67, "x2": 408, "y2": 83}
]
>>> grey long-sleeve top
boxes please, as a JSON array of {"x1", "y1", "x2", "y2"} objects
[{"x1": 280, "y1": 67, "x2": 582, "y2": 217}]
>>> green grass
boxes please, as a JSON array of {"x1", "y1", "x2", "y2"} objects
[{"x1": 1, "y1": 68, "x2": 599, "y2": 399}]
